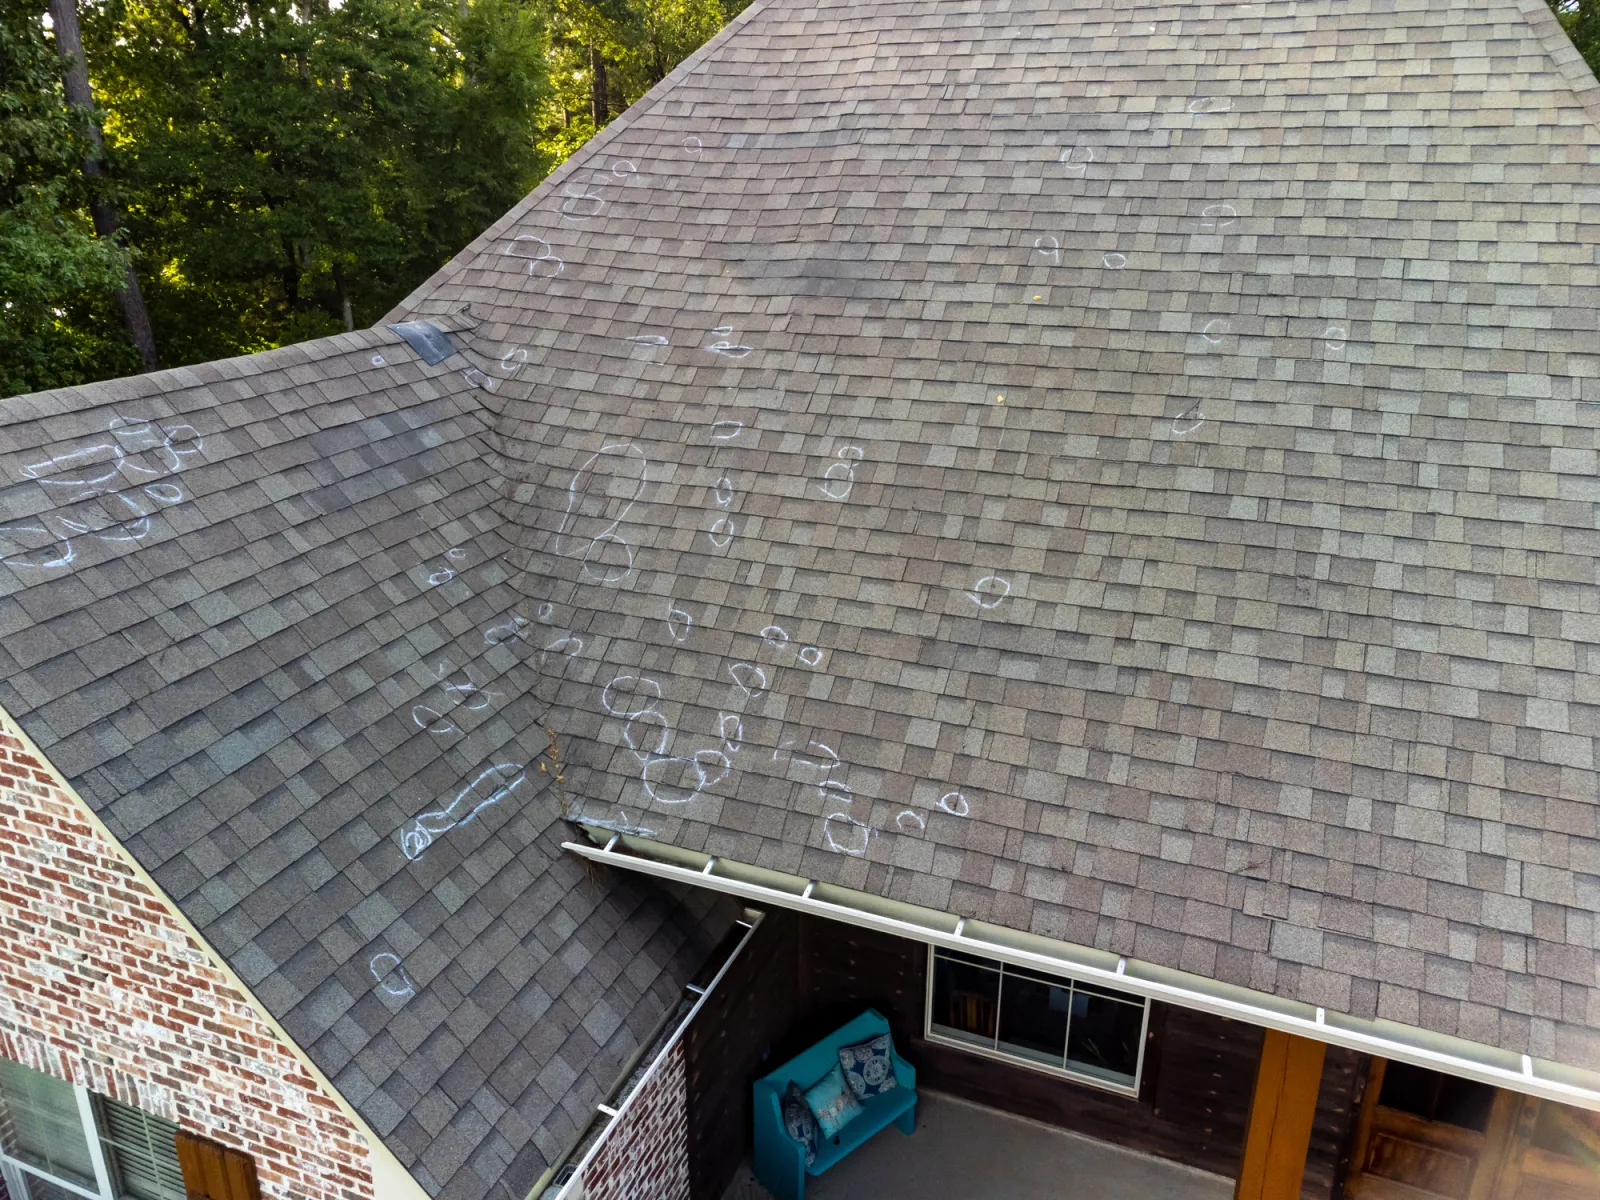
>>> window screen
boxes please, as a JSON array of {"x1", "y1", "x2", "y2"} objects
[
  {"x1": 0, "y1": 1060, "x2": 97, "y2": 1195},
  {"x1": 927, "y1": 947, "x2": 1148, "y2": 1093},
  {"x1": 95, "y1": 1099, "x2": 183, "y2": 1200}
]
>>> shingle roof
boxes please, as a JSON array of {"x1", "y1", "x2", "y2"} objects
[
  {"x1": 0, "y1": 327, "x2": 737, "y2": 1200},
  {"x1": 4, "y1": 0, "x2": 1600, "y2": 1188},
  {"x1": 387, "y1": 0, "x2": 1600, "y2": 1072}
]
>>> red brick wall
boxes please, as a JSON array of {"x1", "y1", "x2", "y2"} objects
[
  {"x1": 578, "y1": 1039, "x2": 690, "y2": 1200},
  {"x1": 0, "y1": 714, "x2": 374, "y2": 1200}
]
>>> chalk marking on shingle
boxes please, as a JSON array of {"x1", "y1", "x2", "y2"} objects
[
  {"x1": 369, "y1": 954, "x2": 415, "y2": 999},
  {"x1": 966, "y1": 575, "x2": 1011, "y2": 609},
  {"x1": 398, "y1": 763, "x2": 527, "y2": 860}
]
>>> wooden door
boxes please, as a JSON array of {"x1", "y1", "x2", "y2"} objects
[{"x1": 1346, "y1": 1060, "x2": 1600, "y2": 1200}]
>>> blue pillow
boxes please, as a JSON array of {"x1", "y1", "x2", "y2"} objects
[
  {"x1": 838, "y1": 1032, "x2": 899, "y2": 1100},
  {"x1": 780, "y1": 1081, "x2": 820, "y2": 1164},
  {"x1": 804, "y1": 1063, "x2": 865, "y2": 1141}
]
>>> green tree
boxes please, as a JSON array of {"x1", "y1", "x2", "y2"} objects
[
  {"x1": 534, "y1": 0, "x2": 744, "y2": 168},
  {"x1": 84, "y1": 0, "x2": 548, "y2": 363},
  {"x1": 0, "y1": 1, "x2": 133, "y2": 397},
  {"x1": 1549, "y1": 1, "x2": 1600, "y2": 79}
]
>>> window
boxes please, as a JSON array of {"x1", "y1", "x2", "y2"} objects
[
  {"x1": 925, "y1": 947, "x2": 1150, "y2": 1095},
  {"x1": 0, "y1": 1059, "x2": 184, "y2": 1200},
  {"x1": 1376, "y1": 1061, "x2": 1496, "y2": 1132}
]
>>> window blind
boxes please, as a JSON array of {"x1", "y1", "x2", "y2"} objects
[{"x1": 95, "y1": 1100, "x2": 183, "y2": 1200}]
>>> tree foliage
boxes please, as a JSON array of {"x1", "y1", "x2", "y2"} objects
[
  {"x1": 537, "y1": 0, "x2": 741, "y2": 165},
  {"x1": 0, "y1": 0, "x2": 132, "y2": 397},
  {"x1": 87, "y1": 0, "x2": 550, "y2": 363},
  {"x1": 0, "y1": 0, "x2": 742, "y2": 398}
]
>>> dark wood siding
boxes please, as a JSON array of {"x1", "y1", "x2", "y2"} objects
[
  {"x1": 683, "y1": 910, "x2": 801, "y2": 1200},
  {"x1": 681, "y1": 908, "x2": 1365, "y2": 1197},
  {"x1": 792, "y1": 915, "x2": 1263, "y2": 1177}
]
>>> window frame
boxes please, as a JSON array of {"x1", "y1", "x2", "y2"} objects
[
  {"x1": 0, "y1": 1082, "x2": 117, "y2": 1200},
  {"x1": 922, "y1": 944, "x2": 1152, "y2": 1098},
  {"x1": 0, "y1": 1075, "x2": 184, "y2": 1200}
]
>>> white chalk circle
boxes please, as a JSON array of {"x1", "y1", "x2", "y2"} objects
[
  {"x1": 484, "y1": 616, "x2": 529, "y2": 646},
  {"x1": 896, "y1": 810, "x2": 926, "y2": 832},
  {"x1": 1188, "y1": 97, "x2": 1232, "y2": 115},
  {"x1": 643, "y1": 749, "x2": 729, "y2": 804},
  {"x1": 369, "y1": 953, "x2": 415, "y2": 999},
  {"x1": 1201, "y1": 319, "x2": 1230, "y2": 344},
  {"x1": 966, "y1": 575, "x2": 1011, "y2": 609},
  {"x1": 1198, "y1": 204, "x2": 1237, "y2": 232},
  {"x1": 1059, "y1": 145, "x2": 1095, "y2": 174},
  {"x1": 729, "y1": 662, "x2": 768, "y2": 700},
  {"x1": 792, "y1": 743, "x2": 840, "y2": 772},
  {"x1": 683, "y1": 136, "x2": 703, "y2": 156},
  {"x1": 560, "y1": 185, "x2": 604, "y2": 222},
  {"x1": 601, "y1": 674, "x2": 665, "y2": 718},
  {"x1": 1034, "y1": 235, "x2": 1063, "y2": 265},
  {"x1": 937, "y1": 791, "x2": 970, "y2": 817},
  {"x1": 411, "y1": 705, "x2": 455, "y2": 735},
  {"x1": 824, "y1": 813, "x2": 873, "y2": 856},
  {"x1": 666, "y1": 606, "x2": 693, "y2": 643},
  {"x1": 710, "y1": 420, "x2": 744, "y2": 441},
  {"x1": 555, "y1": 441, "x2": 649, "y2": 585},
  {"x1": 1102, "y1": 252, "x2": 1128, "y2": 270},
  {"x1": 798, "y1": 646, "x2": 823, "y2": 668},
  {"x1": 714, "y1": 477, "x2": 734, "y2": 506},
  {"x1": 1171, "y1": 403, "x2": 1206, "y2": 436},
  {"x1": 708, "y1": 518, "x2": 736, "y2": 549},
  {"x1": 613, "y1": 159, "x2": 637, "y2": 178},
  {"x1": 760, "y1": 625, "x2": 791, "y2": 648},
  {"x1": 503, "y1": 234, "x2": 564, "y2": 278},
  {"x1": 719, "y1": 713, "x2": 744, "y2": 753},
  {"x1": 370, "y1": 355, "x2": 386, "y2": 367},
  {"x1": 1323, "y1": 326, "x2": 1348, "y2": 351}
]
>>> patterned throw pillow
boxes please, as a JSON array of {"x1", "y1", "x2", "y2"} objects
[
  {"x1": 803, "y1": 1063, "x2": 865, "y2": 1141},
  {"x1": 838, "y1": 1033, "x2": 899, "y2": 1100},
  {"x1": 780, "y1": 1081, "x2": 821, "y2": 1164}
]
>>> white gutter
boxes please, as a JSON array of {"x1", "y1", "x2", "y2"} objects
[
  {"x1": 564, "y1": 831, "x2": 1600, "y2": 1114},
  {"x1": 551, "y1": 909, "x2": 766, "y2": 1200}
]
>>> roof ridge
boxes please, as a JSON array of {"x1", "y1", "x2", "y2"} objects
[
  {"x1": 383, "y1": 1, "x2": 773, "y2": 323},
  {"x1": 1512, "y1": 0, "x2": 1600, "y2": 134}
]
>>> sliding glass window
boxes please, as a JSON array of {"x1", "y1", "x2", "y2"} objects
[{"x1": 925, "y1": 947, "x2": 1149, "y2": 1095}]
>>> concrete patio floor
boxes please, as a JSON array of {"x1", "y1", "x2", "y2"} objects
[{"x1": 722, "y1": 1090, "x2": 1234, "y2": 1200}]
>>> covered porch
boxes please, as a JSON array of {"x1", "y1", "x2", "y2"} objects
[{"x1": 722, "y1": 1089, "x2": 1233, "y2": 1200}]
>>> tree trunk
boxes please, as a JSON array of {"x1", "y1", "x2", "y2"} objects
[
  {"x1": 333, "y1": 263, "x2": 354, "y2": 331},
  {"x1": 590, "y1": 45, "x2": 608, "y2": 127},
  {"x1": 46, "y1": 0, "x2": 160, "y2": 373}
]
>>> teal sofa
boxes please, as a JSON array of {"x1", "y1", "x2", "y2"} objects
[{"x1": 752, "y1": 1009, "x2": 917, "y2": 1200}]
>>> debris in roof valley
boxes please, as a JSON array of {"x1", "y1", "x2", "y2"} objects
[{"x1": 4, "y1": 0, "x2": 1600, "y2": 1197}]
